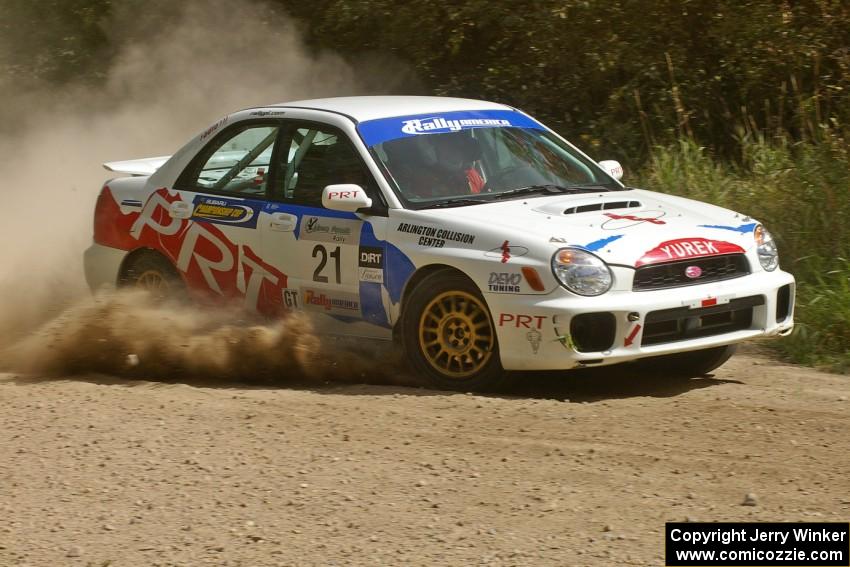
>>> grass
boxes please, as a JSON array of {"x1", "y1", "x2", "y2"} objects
[{"x1": 638, "y1": 134, "x2": 850, "y2": 373}]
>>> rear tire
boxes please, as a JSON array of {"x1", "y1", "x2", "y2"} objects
[
  {"x1": 401, "y1": 270, "x2": 510, "y2": 391},
  {"x1": 120, "y1": 252, "x2": 185, "y2": 300},
  {"x1": 635, "y1": 344, "x2": 738, "y2": 377}
]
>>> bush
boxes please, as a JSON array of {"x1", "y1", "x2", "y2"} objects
[{"x1": 639, "y1": 135, "x2": 850, "y2": 371}]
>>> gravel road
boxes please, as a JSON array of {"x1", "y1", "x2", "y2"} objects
[{"x1": 1, "y1": 346, "x2": 848, "y2": 566}]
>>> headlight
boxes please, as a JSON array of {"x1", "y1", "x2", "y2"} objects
[
  {"x1": 754, "y1": 224, "x2": 779, "y2": 271},
  {"x1": 551, "y1": 248, "x2": 613, "y2": 296}
]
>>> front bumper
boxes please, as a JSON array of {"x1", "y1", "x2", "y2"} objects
[{"x1": 486, "y1": 268, "x2": 795, "y2": 371}]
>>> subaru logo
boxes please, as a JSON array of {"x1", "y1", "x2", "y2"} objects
[{"x1": 684, "y1": 265, "x2": 703, "y2": 279}]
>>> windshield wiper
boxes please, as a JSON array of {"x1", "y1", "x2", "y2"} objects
[
  {"x1": 424, "y1": 198, "x2": 490, "y2": 209},
  {"x1": 487, "y1": 184, "x2": 608, "y2": 201}
]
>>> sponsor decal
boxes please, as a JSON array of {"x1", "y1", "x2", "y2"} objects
[
  {"x1": 526, "y1": 328, "x2": 542, "y2": 354},
  {"x1": 636, "y1": 238, "x2": 744, "y2": 267},
  {"x1": 326, "y1": 188, "x2": 363, "y2": 201},
  {"x1": 199, "y1": 116, "x2": 228, "y2": 140},
  {"x1": 191, "y1": 196, "x2": 259, "y2": 228},
  {"x1": 401, "y1": 116, "x2": 511, "y2": 135},
  {"x1": 601, "y1": 210, "x2": 666, "y2": 229},
  {"x1": 396, "y1": 222, "x2": 475, "y2": 248},
  {"x1": 488, "y1": 272, "x2": 521, "y2": 293},
  {"x1": 358, "y1": 246, "x2": 384, "y2": 284},
  {"x1": 549, "y1": 236, "x2": 568, "y2": 244},
  {"x1": 302, "y1": 288, "x2": 361, "y2": 315},
  {"x1": 624, "y1": 324, "x2": 642, "y2": 347},
  {"x1": 484, "y1": 242, "x2": 528, "y2": 262},
  {"x1": 300, "y1": 215, "x2": 361, "y2": 245},
  {"x1": 248, "y1": 110, "x2": 285, "y2": 117},
  {"x1": 357, "y1": 109, "x2": 546, "y2": 147},
  {"x1": 497, "y1": 313, "x2": 546, "y2": 329},
  {"x1": 684, "y1": 265, "x2": 703, "y2": 279},
  {"x1": 359, "y1": 268, "x2": 383, "y2": 283},
  {"x1": 699, "y1": 222, "x2": 758, "y2": 234},
  {"x1": 358, "y1": 246, "x2": 383, "y2": 269}
]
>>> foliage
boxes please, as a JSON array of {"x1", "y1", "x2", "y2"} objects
[{"x1": 640, "y1": 135, "x2": 850, "y2": 371}]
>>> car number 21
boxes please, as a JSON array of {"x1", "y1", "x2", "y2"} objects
[{"x1": 312, "y1": 244, "x2": 342, "y2": 284}]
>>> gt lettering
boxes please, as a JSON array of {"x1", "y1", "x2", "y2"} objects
[
  {"x1": 498, "y1": 314, "x2": 546, "y2": 328},
  {"x1": 282, "y1": 289, "x2": 299, "y2": 309}
]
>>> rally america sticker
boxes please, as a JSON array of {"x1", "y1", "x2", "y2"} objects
[
  {"x1": 302, "y1": 288, "x2": 361, "y2": 316},
  {"x1": 357, "y1": 109, "x2": 546, "y2": 147},
  {"x1": 401, "y1": 116, "x2": 511, "y2": 135}
]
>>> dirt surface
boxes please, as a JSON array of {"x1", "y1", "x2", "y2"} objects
[{"x1": 1, "y1": 346, "x2": 848, "y2": 566}]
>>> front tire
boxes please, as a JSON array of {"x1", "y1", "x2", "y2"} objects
[
  {"x1": 635, "y1": 344, "x2": 738, "y2": 377},
  {"x1": 401, "y1": 270, "x2": 508, "y2": 391}
]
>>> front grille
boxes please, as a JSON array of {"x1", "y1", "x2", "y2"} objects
[
  {"x1": 633, "y1": 254, "x2": 749, "y2": 291},
  {"x1": 642, "y1": 295, "x2": 764, "y2": 346}
]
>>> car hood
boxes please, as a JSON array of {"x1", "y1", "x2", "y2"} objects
[{"x1": 423, "y1": 189, "x2": 759, "y2": 267}]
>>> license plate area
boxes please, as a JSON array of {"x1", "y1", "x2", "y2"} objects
[{"x1": 642, "y1": 295, "x2": 765, "y2": 346}]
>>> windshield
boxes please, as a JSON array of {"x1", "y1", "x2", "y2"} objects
[{"x1": 358, "y1": 111, "x2": 620, "y2": 209}]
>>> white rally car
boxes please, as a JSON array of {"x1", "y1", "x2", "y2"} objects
[{"x1": 84, "y1": 96, "x2": 795, "y2": 390}]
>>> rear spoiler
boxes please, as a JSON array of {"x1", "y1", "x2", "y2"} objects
[{"x1": 103, "y1": 155, "x2": 171, "y2": 176}]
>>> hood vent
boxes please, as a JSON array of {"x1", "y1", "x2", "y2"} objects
[{"x1": 563, "y1": 200, "x2": 641, "y2": 215}]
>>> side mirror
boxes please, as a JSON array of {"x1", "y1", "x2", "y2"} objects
[
  {"x1": 322, "y1": 184, "x2": 372, "y2": 212},
  {"x1": 598, "y1": 160, "x2": 623, "y2": 181}
]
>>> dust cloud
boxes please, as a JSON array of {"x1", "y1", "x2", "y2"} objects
[
  {"x1": 0, "y1": 1, "x2": 411, "y2": 383},
  {"x1": 2, "y1": 290, "x2": 410, "y2": 385}
]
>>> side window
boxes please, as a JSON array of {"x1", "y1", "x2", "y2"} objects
[
  {"x1": 277, "y1": 126, "x2": 375, "y2": 207},
  {"x1": 188, "y1": 125, "x2": 279, "y2": 196}
]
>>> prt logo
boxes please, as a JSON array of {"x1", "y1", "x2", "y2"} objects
[
  {"x1": 498, "y1": 313, "x2": 546, "y2": 329},
  {"x1": 328, "y1": 189, "x2": 360, "y2": 200}
]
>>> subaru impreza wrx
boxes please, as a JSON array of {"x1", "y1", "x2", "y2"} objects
[{"x1": 84, "y1": 96, "x2": 795, "y2": 390}]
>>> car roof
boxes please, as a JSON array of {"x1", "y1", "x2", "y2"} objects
[{"x1": 268, "y1": 96, "x2": 513, "y2": 123}]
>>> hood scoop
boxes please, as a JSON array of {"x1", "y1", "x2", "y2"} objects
[
  {"x1": 531, "y1": 195, "x2": 644, "y2": 216},
  {"x1": 562, "y1": 200, "x2": 641, "y2": 215}
]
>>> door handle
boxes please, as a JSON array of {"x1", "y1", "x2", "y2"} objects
[
  {"x1": 269, "y1": 212, "x2": 297, "y2": 232},
  {"x1": 169, "y1": 201, "x2": 192, "y2": 219}
]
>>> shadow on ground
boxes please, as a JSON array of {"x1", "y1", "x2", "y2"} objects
[{"x1": 4, "y1": 355, "x2": 742, "y2": 404}]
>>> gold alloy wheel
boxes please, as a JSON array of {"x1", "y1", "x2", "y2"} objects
[
  {"x1": 418, "y1": 290, "x2": 495, "y2": 379},
  {"x1": 135, "y1": 269, "x2": 170, "y2": 294}
]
